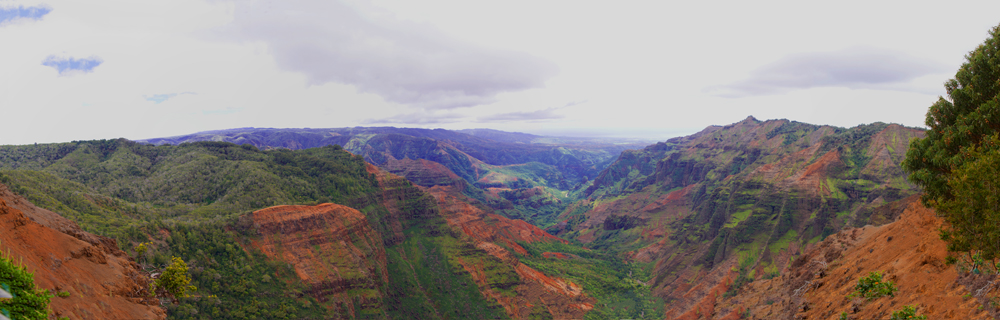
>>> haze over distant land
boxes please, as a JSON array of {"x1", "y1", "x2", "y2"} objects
[{"x1": 3, "y1": 0, "x2": 1000, "y2": 145}]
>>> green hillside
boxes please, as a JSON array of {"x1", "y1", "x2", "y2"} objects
[
  {"x1": 0, "y1": 139, "x2": 514, "y2": 319},
  {"x1": 556, "y1": 118, "x2": 925, "y2": 307}
]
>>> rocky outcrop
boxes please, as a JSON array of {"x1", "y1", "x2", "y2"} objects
[
  {"x1": 0, "y1": 183, "x2": 164, "y2": 319},
  {"x1": 250, "y1": 203, "x2": 387, "y2": 316}
]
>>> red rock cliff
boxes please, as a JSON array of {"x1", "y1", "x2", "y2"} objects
[{"x1": 250, "y1": 203, "x2": 387, "y2": 316}]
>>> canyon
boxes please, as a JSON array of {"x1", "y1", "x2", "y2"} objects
[{"x1": 0, "y1": 121, "x2": 996, "y2": 319}]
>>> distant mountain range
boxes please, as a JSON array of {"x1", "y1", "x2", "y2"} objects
[{"x1": 138, "y1": 126, "x2": 654, "y2": 227}]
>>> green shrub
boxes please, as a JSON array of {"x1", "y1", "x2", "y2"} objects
[
  {"x1": 55, "y1": 291, "x2": 70, "y2": 298},
  {"x1": 154, "y1": 257, "x2": 196, "y2": 301},
  {"x1": 0, "y1": 248, "x2": 52, "y2": 320},
  {"x1": 890, "y1": 305, "x2": 927, "y2": 320},
  {"x1": 849, "y1": 271, "x2": 897, "y2": 300}
]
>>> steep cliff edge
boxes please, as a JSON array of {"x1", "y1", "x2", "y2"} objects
[{"x1": 0, "y1": 183, "x2": 164, "y2": 319}]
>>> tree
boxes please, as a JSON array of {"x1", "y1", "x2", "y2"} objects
[
  {"x1": 154, "y1": 256, "x2": 196, "y2": 302},
  {"x1": 134, "y1": 242, "x2": 152, "y2": 263},
  {"x1": 903, "y1": 23, "x2": 1000, "y2": 267}
]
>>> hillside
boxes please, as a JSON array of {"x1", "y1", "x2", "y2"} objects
[
  {"x1": 0, "y1": 138, "x2": 660, "y2": 319},
  {"x1": 0, "y1": 183, "x2": 164, "y2": 319},
  {"x1": 719, "y1": 197, "x2": 995, "y2": 320},
  {"x1": 554, "y1": 116, "x2": 926, "y2": 318}
]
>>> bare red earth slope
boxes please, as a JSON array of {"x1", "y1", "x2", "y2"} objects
[{"x1": 0, "y1": 183, "x2": 165, "y2": 320}]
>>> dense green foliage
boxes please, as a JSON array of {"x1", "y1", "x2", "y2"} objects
[
  {"x1": 0, "y1": 140, "x2": 391, "y2": 246},
  {"x1": 518, "y1": 241, "x2": 664, "y2": 320},
  {"x1": 934, "y1": 136, "x2": 1000, "y2": 271},
  {"x1": 154, "y1": 220, "x2": 334, "y2": 319},
  {"x1": 0, "y1": 247, "x2": 51, "y2": 320},
  {"x1": 849, "y1": 271, "x2": 897, "y2": 300},
  {"x1": 903, "y1": 23, "x2": 1000, "y2": 267},
  {"x1": 384, "y1": 227, "x2": 510, "y2": 319}
]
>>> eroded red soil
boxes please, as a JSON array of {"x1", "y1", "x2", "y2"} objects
[
  {"x1": 0, "y1": 184, "x2": 165, "y2": 319},
  {"x1": 711, "y1": 199, "x2": 992, "y2": 319}
]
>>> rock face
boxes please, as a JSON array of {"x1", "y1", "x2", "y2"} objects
[
  {"x1": 0, "y1": 183, "x2": 164, "y2": 320},
  {"x1": 716, "y1": 197, "x2": 992, "y2": 320},
  {"x1": 250, "y1": 203, "x2": 387, "y2": 317}
]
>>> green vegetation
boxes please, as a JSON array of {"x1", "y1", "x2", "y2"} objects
[
  {"x1": 890, "y1": 305, "x2": 927, "y2": 320},
  {"x1": 382, "y1": 199, "x2": 511, "y2": 320},
  {"x1": 723, "y1": 250, "x2": 757, "y2": 298},
  {"x1": 0, "y1": 246, "x2": 52, "y2": 320},
  {"x1": 561, "y1": 114, "x2": 922, "y2": 306},
  {"x1": 144, "y1": 216, "x2": 378, "y2": 319},
  {"x1": 902, "y1": 23, "x2": 1000, "y2": 271},
  {"x1": 0, "y1": 140, "x2": 392, "y2": 248},
  {"x1": 518, "y1": 241, "x2": 664, "y2": 320},
  {"x1": 849, "y1": 271, "x2": 897, "y2": 300},
  {"x1": 154, "y1": 257, "x2": 197, "y2": 302},
  {"x1": 0, "y1": 139, "x2": 532, "y2": 319},
  {"x1": 384, "y1": 233, "x2": 510, "y2": 319}
]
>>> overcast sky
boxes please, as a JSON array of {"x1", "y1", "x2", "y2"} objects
[{"x1": 2, "y1": 0, "x2": 999, "y2": 145}]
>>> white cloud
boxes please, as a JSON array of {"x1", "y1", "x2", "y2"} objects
[
  {"x1": 707, "y1": 47, "x2": 950, "y2": 97},
  {"x1": 221, "y1": 0, "x2": 558, "y2": 110}
]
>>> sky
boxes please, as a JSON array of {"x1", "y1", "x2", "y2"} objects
[{"x1": 2, "y1": 0, "x2": 1000, "y2": 145}]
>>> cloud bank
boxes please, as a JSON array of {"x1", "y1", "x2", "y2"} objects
[
  {"x1": 708, "y1": 47, "x2": 949, "y2": 97},
  {"x1": 42, "y1": 56, "x2": 103, "y2": 76},
  {"x1": 224, "y1": 0, "x2": 558, "y2": 109},
  {"x1": 0, "y1": 5, "x2": 51, "y2": 25}
]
